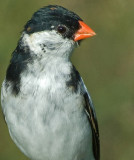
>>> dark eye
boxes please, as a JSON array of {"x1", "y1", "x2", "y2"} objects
[{"x1": 57, "y1": 25, "x2": 67, "y2": 34}]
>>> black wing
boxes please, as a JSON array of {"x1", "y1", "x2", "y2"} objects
[
  {"x1": 67, "y1": 65, "x2": 100, "y2": 160},
  {"x1": 83, "y1": 90, "x2": 100, "y2": 160}
]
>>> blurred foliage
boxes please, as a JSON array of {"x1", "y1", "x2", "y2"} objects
[{"x1": 0, "y1": 0, "x2": 134, "y2": 160}]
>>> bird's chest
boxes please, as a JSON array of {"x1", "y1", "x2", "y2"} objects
[
  {"x1": 3, "y1": 74, "x2": 92, "y2": 160},
  {"x1": 6, "y1": 72, "x2": 72, "y2": 124},
  {"x1": 17, "y1": 73, "x2": 83, "y2": 129}
]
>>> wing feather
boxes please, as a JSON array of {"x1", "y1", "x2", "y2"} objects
[
  {"x1": 66, "y1": 65, "x2": 100, "y2": 159},
  {"x1": 70, "y1": 66, "x2": 100, "y2": 160}
]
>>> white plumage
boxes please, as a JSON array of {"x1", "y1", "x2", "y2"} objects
[{"x1": 1, "y1": 31, "x2": 94, "y2": 160}]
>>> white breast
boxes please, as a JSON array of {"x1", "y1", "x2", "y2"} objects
[{"x1": 1, "y1": 57, "x2": 94, "y2": 160}]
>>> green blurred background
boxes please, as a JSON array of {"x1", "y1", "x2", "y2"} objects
[{"x1": 0, "y1": 0, "x2": 134, "y2": 160}]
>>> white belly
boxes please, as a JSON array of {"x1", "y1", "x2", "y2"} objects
[{"x1": 1, "y1": 78, "x2": 94, "y2": 160}]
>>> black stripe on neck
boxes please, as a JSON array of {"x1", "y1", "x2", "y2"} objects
[{"x1": 6, "y1": 40, "x2": 32, "y2": 95}]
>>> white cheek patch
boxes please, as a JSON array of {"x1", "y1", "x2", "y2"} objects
[
  {"x1": 22, "y1": 32, "x2": 44, "y2": 54},
  {"x1": 22, "y1": 30, "x2": 75, "y2": 58},
  {"x1": 22, "y1": 31, "x2": 62, "y2": 52}
]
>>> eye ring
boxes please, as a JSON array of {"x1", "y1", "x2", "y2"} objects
[{"x1": 57, "y1": 25, "x2": 67, "y2": 34}]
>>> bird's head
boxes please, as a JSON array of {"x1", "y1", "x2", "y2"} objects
[{"x1": 20, "y1": 5, "x2": 95, "y2": 60}]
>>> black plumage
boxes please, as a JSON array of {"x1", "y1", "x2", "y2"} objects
[
  {"x1": 6, "y1": 40, "x2": 32, "y2": 95},
  {"x1": 24, "y1": 5, "x2": 82, "y2": 39}
]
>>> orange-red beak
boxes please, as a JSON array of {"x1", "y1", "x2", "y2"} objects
[{"x1": 74, "y1": 21, "x2": 96, "y2": 41}]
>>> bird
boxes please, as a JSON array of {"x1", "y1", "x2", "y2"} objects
[{"x1": 1, "y1": 5, "x2": 100, "y2": 160}]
